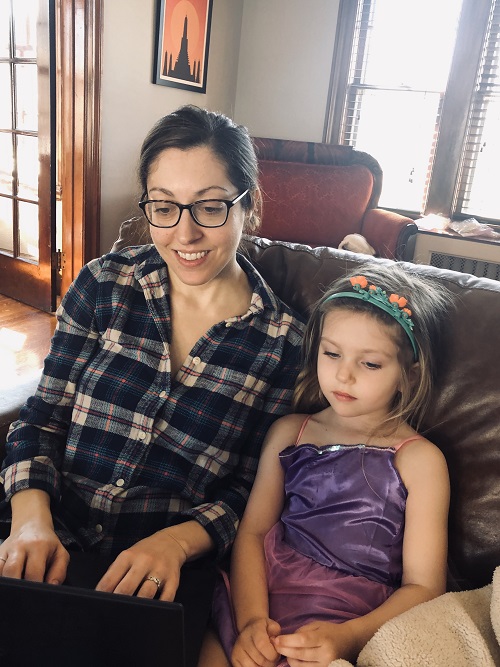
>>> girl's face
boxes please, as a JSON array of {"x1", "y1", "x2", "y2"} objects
[
  {"x1": 146, "y1": 144, "x2": 249, "y2": 288},
  {"x1": 317, "y1": 308, "x2": 404, "y2": 423}
]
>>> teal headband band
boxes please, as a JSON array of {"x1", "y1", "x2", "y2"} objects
[{"x1": 325, "y1": 275, "x2": 419, "y2": 361}]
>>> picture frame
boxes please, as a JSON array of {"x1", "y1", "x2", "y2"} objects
[{"x1": 153, "y1": 0, "x2": 213, "y2": 93}]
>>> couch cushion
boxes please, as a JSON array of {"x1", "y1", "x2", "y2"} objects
[{"x1": 258, "y1": 161, "x2": 374, "y2": 247}]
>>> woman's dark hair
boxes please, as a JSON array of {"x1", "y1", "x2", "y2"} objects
[
  {"x1": 138, "y1": 105, "x2": 261, "y2": 232},
  {"x1": 293, "y1": 261, "x2": 454, "y2": 432}
]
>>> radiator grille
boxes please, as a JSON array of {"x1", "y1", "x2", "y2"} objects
[{"x1": 429, "y1": 252, "x2": 500, "y2": 281}]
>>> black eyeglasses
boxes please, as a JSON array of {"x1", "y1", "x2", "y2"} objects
[{"x1": 138, "y1": 189, "x2": 249, "y2": 228}]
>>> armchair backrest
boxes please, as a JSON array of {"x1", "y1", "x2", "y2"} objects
[{"x1": 253, "y1": 137, "x2": 416, "y2": 259}]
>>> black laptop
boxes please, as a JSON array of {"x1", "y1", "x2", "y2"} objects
[{"x1": 0, "y1": 552, "x2": 215, "y2": 667}]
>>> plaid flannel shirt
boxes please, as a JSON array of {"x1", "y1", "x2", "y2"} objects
[{"x1": 0, "y1": 246, "x2": 304, "y2": 558}]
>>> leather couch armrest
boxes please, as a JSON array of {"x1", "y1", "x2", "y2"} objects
[
  {"x1": 361, "y1": 208, "x2": 417, "y2": 260},
  {"x1": 0, "y1": 375, "x2": 41, "y2": 462}
]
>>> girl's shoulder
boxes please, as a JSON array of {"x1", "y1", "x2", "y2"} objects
[
  {"x1": 265, "y1": 413, "x2": 311, "y2": 452},
  {"x1": 394, "y1": 433, "x2": 449, "y2": 489}
]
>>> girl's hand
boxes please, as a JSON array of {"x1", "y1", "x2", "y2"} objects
[
  {"x1": 96, "y1": 530, "x2": 187, "y2": 601},
  {"x1": 273, "y1": 620, "x2": 356, "y2": 667},
  {"x1": 232, "y1": 617, "x2": 282, "y2": 667},
  {"x1": 0, "y1": 521, "x2": 70, "y2": 585}
]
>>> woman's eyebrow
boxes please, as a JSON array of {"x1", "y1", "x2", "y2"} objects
[{"x1": 148, "y1": 185, "x2": 231, "y2": 198}]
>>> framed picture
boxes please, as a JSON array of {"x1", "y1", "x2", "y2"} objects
[{"x1": 153, "y1": 0, "x2": 213, "y2": 93}]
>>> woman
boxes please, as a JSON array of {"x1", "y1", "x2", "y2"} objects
[{"x1": 0, "y1": 106, "x2": 304, "y2": 609}]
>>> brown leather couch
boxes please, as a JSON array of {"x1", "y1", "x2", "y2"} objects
[{"x1": 2, "y1": 230, "x2": 499, "y2": 594}]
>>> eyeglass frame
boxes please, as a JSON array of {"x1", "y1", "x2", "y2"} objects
[{"x1": 138, "y1": 189, "x2": 250, "y2": 229}]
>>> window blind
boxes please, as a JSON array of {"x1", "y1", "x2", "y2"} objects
[{"x1": 454, "y1": 0, "x2": 500, "y2": 219}]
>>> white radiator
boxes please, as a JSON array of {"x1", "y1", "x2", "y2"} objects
[{"x1": 413, "y1": 232, "x2": 500, "y2": 281}]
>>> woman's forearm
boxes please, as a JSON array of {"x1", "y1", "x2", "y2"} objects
[
  {"x1": 10, "y1": 488, "x2": 54, "y2": 530},
  {"x1": 161, "y1": 520, "x2": 215, "y2": 562}
]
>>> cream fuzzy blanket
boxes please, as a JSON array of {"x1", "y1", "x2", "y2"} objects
[{"x1": 330, "y1": 567, "x2": 500, "y2": 667}]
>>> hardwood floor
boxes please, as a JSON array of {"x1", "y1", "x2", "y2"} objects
[{"x1": 0, "y1": 295, "x2": 56, "y2": 389}]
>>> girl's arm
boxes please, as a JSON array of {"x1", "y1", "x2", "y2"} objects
[
  {"x1": 274, "y1": 438, "x2": 450, "y2": 665},
  {"x1": 230, "y1": 413, "x2": 305, "y2": 667}
]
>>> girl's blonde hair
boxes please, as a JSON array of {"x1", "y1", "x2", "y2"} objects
[{"x1": 293, "y1": 262, "x2": 454, "y2": 432}]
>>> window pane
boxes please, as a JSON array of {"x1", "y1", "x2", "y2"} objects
[
  {"x1": 18, "y1": 200, "x2": 39, "y2": 261},
  {"x1": 0, "y1": 3, "x2": 11, "y2": 59},
  {"x1": 17, "y1": 134, "x2": 39, "y2": 201},
  {"x1": 13, "y1": 0, "x2": 37, "y2": 59},
  {"x1": 455, "y1": 2, "x2": 500, "y2": 220},
  {"x1": 0, "y1": 133, "x2": 13, "y2": 196},
  {"x1": 460, "y1": 98, "x2": 500, "y2": 218},
  {"x1": 361, "y1": 0, "x2": 462, "y2": 90},
  {"x1": 0, "y1": 64, "x2": 12, "y2": 130},
  {"x1": 0, "y1": 196, "x2": 13, "y2": 253},
  {"x1": 346, "y1": 88, "x2": 442, "y2": 212},
  {"x1": 15, "y1": 63, "x2": 38, "y2": 131}
]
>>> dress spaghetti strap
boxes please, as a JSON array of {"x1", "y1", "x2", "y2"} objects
[
  {"x1": 394, "y1": 436, "x2": 423, "y2": 452},
  {"x1": 295, "y1": 415, "x2": 313, "y2": 446}
]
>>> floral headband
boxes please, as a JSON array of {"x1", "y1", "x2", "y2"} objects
[{"x1": 325, "y1": 275, "x2": 418, "y2": 360}]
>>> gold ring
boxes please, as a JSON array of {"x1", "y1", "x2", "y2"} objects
[{"x1": 145, "y1": 575, "x2": 162, "y2": 589}]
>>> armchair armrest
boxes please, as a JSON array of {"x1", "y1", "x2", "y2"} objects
[{"x1": 361, "y1": 208, "x2": 417, "y2": 260}]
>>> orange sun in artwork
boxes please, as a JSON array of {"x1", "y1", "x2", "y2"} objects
[{"x1": 162, "y1": 0, "x2": 209, "y2": 73}]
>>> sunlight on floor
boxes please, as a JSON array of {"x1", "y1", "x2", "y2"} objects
[
  {"x1": 0, "y1": 327, "x2": 27, "y2": 352},
  {"x1": 0, "y1": 327, "x2": 42, "y2": 390}
]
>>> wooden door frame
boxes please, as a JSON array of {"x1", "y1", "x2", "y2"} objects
[{"x1": 58, "y1": 0, "x2": 102, "y2": 298}]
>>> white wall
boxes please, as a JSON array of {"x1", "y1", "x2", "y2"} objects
[
  {"x1": 99, "y1": 0, "x2": 340, "y2": 251},
  {"x1": 234, "y1": 0, "x2": 339, "y2": 141},
  {"x1": 100, "y1": 0, "x2": 244, "y2": 253}
]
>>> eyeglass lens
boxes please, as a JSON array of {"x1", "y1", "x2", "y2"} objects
[{"x1": 145, "y1": 200, "x2": 228, "y2": 227}]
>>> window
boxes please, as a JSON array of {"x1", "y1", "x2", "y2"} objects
[{"x1": 325, "y1": 0, "x2": 500, "y2": 224}]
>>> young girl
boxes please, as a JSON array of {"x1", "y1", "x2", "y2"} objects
[{"x1": 210, "y1": 262, "x2": 453, "y2": 667}]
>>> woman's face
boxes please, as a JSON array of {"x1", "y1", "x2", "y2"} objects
[{"x1": 145, "y1": 145, "x2": 249, "y2": 289}]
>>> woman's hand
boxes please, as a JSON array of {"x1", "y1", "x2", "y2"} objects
[
  {"x1": 0, "y1": 520, "x2": 70, "y2": 585},
  {"x1": 273, "y1": 620, "x2": 356, "y2": 667},
  {"x1": 0, "y1": 488, "x2": 70, "y2": 584},
  {"x1": 232, "y1": 617, "x2": 282, "y2": 667},
  {"x1": 96, "y1": 529, "x2": 188, "y2": 601}
]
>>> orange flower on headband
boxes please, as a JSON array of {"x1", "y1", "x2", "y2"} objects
[
  {"x1": 389, "y1": 293, "x2": 412, "y2": 317},
  {"x1": 350, "y1": 276, "x2": 368, "y2": 288}
]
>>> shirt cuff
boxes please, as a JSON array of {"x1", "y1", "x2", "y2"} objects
[{"x1": 1, "y1": 457, "x2": 61, "y2": 503}]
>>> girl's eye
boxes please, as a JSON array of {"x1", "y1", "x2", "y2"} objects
[
  {"x1": 323, "y1": 351, "x2": 340, "y2": 359},
  {"x1": 364, "y1": 362, "x2": 381, "y2": 370}
]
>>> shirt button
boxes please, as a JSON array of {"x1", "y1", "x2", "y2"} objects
[
  {"x1": 225, "y1": 322, "x2": 231, "y2": 328},
  {"x1": 159, "y1": 390, "x2": 166, "y2": 398},
  {"x1": 116, "y1": 478, "x2": 125, "y2": 487},
  {"x1": 95, "y1": 524, "x2": 103, "y2": 533},
  {"x1": 138, "y1": 431, "x2": 146, "y2": 440},
  {"x1": 192, "y1": 356, "x2": 201, "y2": 365}
]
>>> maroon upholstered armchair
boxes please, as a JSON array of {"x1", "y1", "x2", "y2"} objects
[{"x1": 253, "y1": 137, "x2": 417, "y2": 260}]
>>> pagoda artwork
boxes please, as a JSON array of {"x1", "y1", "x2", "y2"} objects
[{"x1": 153, "y1": 0, "x2": 213, "y2": 93}]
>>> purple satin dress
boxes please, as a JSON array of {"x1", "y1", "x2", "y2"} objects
[{"x1": 213, "y1": 440, "x2": 409, "y2": 663}]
